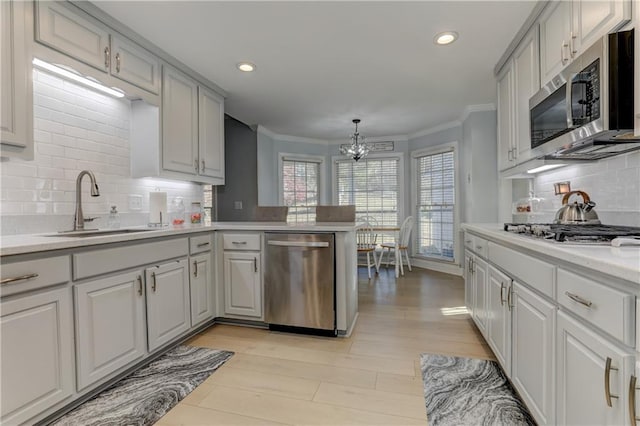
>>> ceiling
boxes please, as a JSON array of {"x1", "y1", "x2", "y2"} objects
[{"x1": 93, "y1": 1, "x2": 536, "y2": 140}]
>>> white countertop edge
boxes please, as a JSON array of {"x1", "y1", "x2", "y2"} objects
[
  {"x1": 0, "y1": 222, "x2": 357, "y2": 257},
  {"x1": 461, "y1": 223, "x2": 640, "y2": 285}
]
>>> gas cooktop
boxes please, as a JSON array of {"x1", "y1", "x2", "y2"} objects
[{"x1": 503, "y1": 223, "x2": 640, "y2": 245}]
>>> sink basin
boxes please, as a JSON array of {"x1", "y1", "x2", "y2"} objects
[{"x1": 44, "y1": 228, "x2": 157, "y2": 237}]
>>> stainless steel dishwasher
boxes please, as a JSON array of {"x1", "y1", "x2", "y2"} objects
[{"x1": 264, "y1": 233, "x2": 336, "y2": 335}]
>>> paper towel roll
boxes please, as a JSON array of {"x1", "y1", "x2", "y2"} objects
[{"x1": 149, "y1": 191, "x2": 167, "y2": 224}]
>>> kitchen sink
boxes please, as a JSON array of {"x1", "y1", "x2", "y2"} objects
[{"x1": 44, "y1": 228, "x2": 157, "y2": 237}]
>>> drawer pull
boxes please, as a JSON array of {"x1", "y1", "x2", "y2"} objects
[
  {"x1": 232, "y1": 241, "x2": 247, "y2": 245},
  {"x1": 605, "y1": 357, "x2": 619, "y2": 407},
  {"x1": 565, "y1": 291, "x2": 593, "y2": 308},
  {"x1": 137, "y1": 276, "x2": 143, "y2": 296},
  {"x1": 151, "y1": 272, "x2": 157, "y2": 292},
  {"x1": 197, "y1": 242, "x2": 210, "y2": 248},
  {"x1": 476, "y1": 245, "x2": 483, "y2": 250},
  {"x1": 500, "y1": 282, "x2": 506, "y2": 306},
  {"x1": 630, "y1": 375, "x2": 639, "y2": 425},
  {"x1": 507, "y1": 283, "x2": 514, "y2": 311},
  {"x1": 254, "y1": 257, "x2": 258, "y2": 272},
  {"x1": 1, "y1": 273, "x2": 39, "y2": 285}
]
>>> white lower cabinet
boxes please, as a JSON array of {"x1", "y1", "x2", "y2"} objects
[
  {"x1": 557, "y1": 311, "x2": 634, "y2": 426},
  {"x1": 1, "y1": 288, "x2": 74, "y2": 425},
  {"x1": 486, "y1": 265, "x2": 512, "y2": 373},
  {"x1": 223, "y1": 251, "x2": 262, "y2": 318},
  {"x1": 74, "y1": 271, "x2": 146, "y2": 391},
  {"x1": 146, "y1": 259, "x2": 190, "y2": 351},
  {"x1": 190, "y1": 252, "x2": 214, "y2": 326},
  {"x1": 512, "y1": 282, "x2": 556, "y2": 425},
  {"x1": 464, "y1": 251, "x2": 474, "y2": 317},
  {"x1": 471, "y1": 256, "x2": 488, "y2": 334}
]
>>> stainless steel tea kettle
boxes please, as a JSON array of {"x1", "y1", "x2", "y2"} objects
[{"x1": 554, "y1": 190, "x2": 601, "y2": 224}]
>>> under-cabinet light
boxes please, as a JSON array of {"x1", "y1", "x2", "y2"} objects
[
  {"x1": 526, "y1": 164, "x2": 567, "y2": 174},
  {"x1": 32, "y1": 58, "x2": 126, "y2": 98}
]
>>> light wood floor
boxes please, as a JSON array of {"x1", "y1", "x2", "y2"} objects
[{"x1": 157, "y1": 266, "x2": 494, "y2": 425}]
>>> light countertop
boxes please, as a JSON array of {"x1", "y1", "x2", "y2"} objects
[
  {"x1": 0, "y1": 222, "x2": 356, "y2": 257},
  {"x1": 462, "y1": 223, "x2": 640, "y2": 285}
]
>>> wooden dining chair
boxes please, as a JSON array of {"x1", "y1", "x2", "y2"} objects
[
  {"x1": 356, "y1": 221, "x2": 379, "y2": 279},
  {"x1": 380, "y1": 216, "x2": 414, "y2": 276}
]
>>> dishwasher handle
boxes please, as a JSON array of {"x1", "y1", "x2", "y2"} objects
[{"x1": 267, "y1": 240, "x2": 330, "y2": 248}]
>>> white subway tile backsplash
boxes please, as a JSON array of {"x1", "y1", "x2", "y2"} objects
[{"x1": 1, "y1": 69, "x2": 203, "y2": 235}]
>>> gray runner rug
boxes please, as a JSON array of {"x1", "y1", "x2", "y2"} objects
[
  {"x1": 420, "y1": 353, "x2": 536, "y2": 426},
  {"x1": 52, "y1": 345, "x2": 233, "y2": 426}
]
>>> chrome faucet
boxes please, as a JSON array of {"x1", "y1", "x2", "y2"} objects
[{"x1": 74, "y1": 170, "x2": 100, "y2": 231}]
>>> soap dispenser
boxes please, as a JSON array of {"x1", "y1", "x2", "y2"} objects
[{"x1": 108, "y1": 205, "x2": 120, "y2": 229}]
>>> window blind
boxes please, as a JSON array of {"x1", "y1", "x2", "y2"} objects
[
  {"x1": 415, "y1": 149, "x2": 455, "y2": 260},
  {"x1": 282, "y1": 159, "x2": 319, "y2": 223}
]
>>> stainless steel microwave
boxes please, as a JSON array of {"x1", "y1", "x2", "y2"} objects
[{"x1": 529, "y1": 29, "x2": 637, "y2": 160}]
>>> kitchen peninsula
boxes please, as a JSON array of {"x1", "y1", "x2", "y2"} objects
[{"x1": 0, "y1": 221, "x2": 358, "y2": 425}]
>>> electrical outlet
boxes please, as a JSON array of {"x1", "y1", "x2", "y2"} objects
[
  {"x1": 129, "y1": 194, "x2": 143, "y2": 210},
  {"x1": 234, "y1": 201, "x2": 243, "y2": 210}
]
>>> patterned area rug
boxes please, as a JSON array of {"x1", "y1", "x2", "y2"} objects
[
  {"x1": 420, "y1": 354, "x2": 536, "y2": 426},
  {"x1": 52, "y1": 345, "x2": 234, "y2": 426}
]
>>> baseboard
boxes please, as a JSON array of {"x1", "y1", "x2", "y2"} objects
[{"x1": 411, "y1": 258, "x2": 463, "y2": 276}]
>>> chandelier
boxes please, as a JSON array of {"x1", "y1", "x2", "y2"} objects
[{"x1": 340, "y1": 119, "x2": 369, "y2": 162}]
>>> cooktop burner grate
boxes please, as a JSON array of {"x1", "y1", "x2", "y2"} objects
[{"x1": 503, "y1": 223, "x2": 640, "y2": 243}]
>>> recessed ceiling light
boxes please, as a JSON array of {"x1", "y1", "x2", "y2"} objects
[
  {"x1": 237, "y1": 62, "x2": 256, "y2": 72},
  {"x1": 434, "y1": 31, "x2": 458, "y2": 45}
]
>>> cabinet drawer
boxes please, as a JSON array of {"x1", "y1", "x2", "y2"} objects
[
  {"x1": 1, "y1": 256, "x2": 70, "y2": 297},
  {"x1": 223, "y1": 233, "x2": 261, "y2": 251},
  {"x1": 557, "y1": 268, "x2": 635, "y2": 347},
  {"x1": 488, "y1": 242, "x2": 555, "y2": 298},
  {"x1": 74, "y1": 238, "x2": 188, "y2": 280},
  {"x1": 464, "y1": 233, "x2": 475, "y2": 250},
  {"x1": 190, "y1": 234, "x2": 212, "y2": 254},
  {"x1": 464, "y1": 234, "x2": 488, "y2": 257}
]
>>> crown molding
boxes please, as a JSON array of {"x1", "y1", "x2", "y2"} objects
[
  {"x1": 459, "y1": 103, "x2": 496, "y2": 122},
  {"x1": 409, "y1": 120, "x2": 462, "y2": 140},
  {"x1": 257, "y1": 125, "x2": 329, "y2": 145}
]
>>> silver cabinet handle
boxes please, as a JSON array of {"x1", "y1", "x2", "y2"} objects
[
  {"x1": 193, "y1": 260, "x2": 198, "y2": 277},
  {"x1": 561, "y1": 41, "x2": 569, "y2": 65},
  {"x1": 565, "y1": 291, "x2": 592, "y2": 307},
  {"x1": 151, "y1": 272, "x2": 157, "y2": 292},
  {"x1": 605, "y1": 357, "x2": 619, "y2": 407},
  {"x1": 137, "y1": 275, "x2": 143, "y2": 296},
  {"x1": 201, "y1": 160, "x2": 205, "y2": 172},
  {"x1": 194, "y1": 159, "x2": 199, "y2": 173},
  {"x1": 115, "y1": 52, "x2": 121, "y2": 73},
  {"x1": 468, "y1": 258, "x2": 472, "y2": 272},
  {"x1": 500, "y1": 282, "x2": 506, "y2": 306},
  {"x1": 507, "y1": 282, "x2": 514, "y2": 311},
  {"x1": 104, "y1": 46, "x2": 110, "y2": 69},
  {"x1": 569, "y1": 32, "x2": 577, "y2": 58},
  {"x1": 232, "y1": 241, "x2": 247, "y2": 245},
  {"x1": 629, "y1": 375, "x2": 639, "y2": 425},
  {"x1": 197, "y1": 242, "x2": 210, "y2": 248},
  {"x1": 267, "y1": 241, "x2": 330, "y2": 248},
  {"x1": 1, "y1": 273, "x2": 39, "y2": 285},
  {"x1": 254, "y1": 257, "x2": 257, "y2": 272}
]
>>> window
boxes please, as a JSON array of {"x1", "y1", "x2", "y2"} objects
[
  {"x1": 280, "y1": 155, "x2": 322, "y2": 223},
  {"x1": 334, "y1": 156, "x2": 401, "y2": 243},
  {"x1": 413, "y1": 147, "x2": 456, "y2": 261}
]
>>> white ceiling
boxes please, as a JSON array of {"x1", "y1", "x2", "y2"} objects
[{"x1": 93, "y1": 1, "x2": 536, "y2": 140}]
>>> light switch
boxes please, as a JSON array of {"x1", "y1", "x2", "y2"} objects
[{"x1": 234, "y1": 201, "x2": 243, "y2": 210}]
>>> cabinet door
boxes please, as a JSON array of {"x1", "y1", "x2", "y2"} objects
[
  {"x1": 1, "y1": 0, "x2": 33, "y2": 159},
  {"x1": 198, "y1": 86, "x2": 225, "y2": 180},
  {"x1": 557, "y1": 311, "x2": 634, "y2": 426},
  {"x1": 512, "y1": 27, "x2": 539, "y2": 164},
  {"x1": 512, "y1": 282, "x2": 556, "y2": 425},
  {"x1": 472, "y1": 256, "x2": 488, "y2": 334},
  {"x1": 223, "y1": 252, "x2": 262, "y2": 318},
  {"x1": 146, "y1": 259, "x2": 190, "y2": 351},
  {"x1": 162, "y1": 65, "x2": 199, "y2": 175},
  {"x1": 74, "y1": 271, "x2": 146, "y2": 391},
  {"x1": 464, "y1": 251, "x2": 474, "y2": 317},
  {"x1": 539, "y1": 0, "x2": 572, "y2": 86},
  {"x1": 572, "y1": 0, "x2": 631, "y2": 55},
  {"x1": 497, "y1": 64, "x2": 514, "y2": 171},
  {"x1": 111, "y1": 35, "x2": 160, "y2": 94},
  {"x1": 486, "y1": 265, "x2": 511, "y2": 374},
  {"x1": 35, "y1": 1, "x2": 110, "y2": 72},
  {"x1": 190, "y1": 253, "x2": 214, "y2": 327},
  {"x1": 1, "y1": 288, "x2": 74, "y2": 425}
]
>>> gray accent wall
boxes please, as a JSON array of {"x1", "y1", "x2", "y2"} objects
[{"x1": 217, "y1": 116, "x2": 258, "y2": 221}]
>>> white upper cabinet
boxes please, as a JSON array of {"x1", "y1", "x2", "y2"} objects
[
  {"x1": 539, "y1": 0, "x2": 631, "y2": 86},
  {"x1": 35, "y1": 1, "x2": 160, "y2": 94},
  {"x1": 162, "y1": 65, "x2": 199, "y2": 175},
  {"x1": 198, "y1": 86, "x2": 225, "y2": 180},
  {"x1": 497, "y1": 64, "x2": 514, "y2": 171},
  {"x1": 1, "y1": 0, "x2": 33, "y2": 159}
]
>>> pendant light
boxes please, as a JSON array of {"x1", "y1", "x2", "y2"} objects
[{"x1": 340, "y1": 119, "x2": 369, "y2": 162}]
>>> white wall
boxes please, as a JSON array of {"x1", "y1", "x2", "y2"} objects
[
  {"x1": 0, "y1": 69, "x2": 203, "y2": 235},
  {"x1": 529, "y1": 150, "x2": 640, "y2": 226}
]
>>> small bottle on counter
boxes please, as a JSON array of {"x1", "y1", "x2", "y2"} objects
[
  {"x1": 190, "y1": 202, "x2": 203, "y2": 224},
  {"x1": 108, "y1": 205, "x2": 120, "y2": 229}
]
